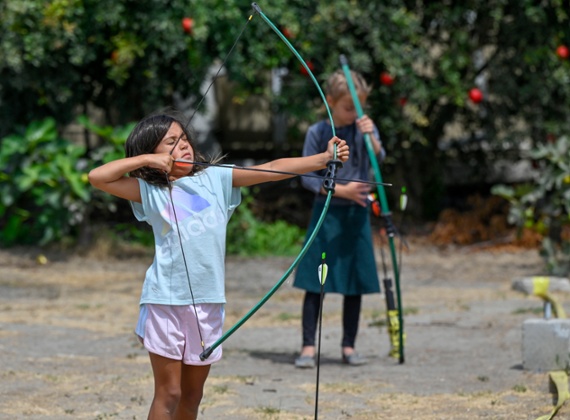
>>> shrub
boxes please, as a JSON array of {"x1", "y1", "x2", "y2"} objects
[
  {"x1": 0, "y1": 118, "x2": 90, "y2": 245},
  {"x1": 227, "y1": 188, "x2": 305, "y2": 256},
  {"x1": 492, "y1": 136, "x2": 570, "y2": 275}
]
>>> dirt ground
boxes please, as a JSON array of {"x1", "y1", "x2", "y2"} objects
[{"x1": 1, "y1": 235, "x2": 569, "y2": 419}]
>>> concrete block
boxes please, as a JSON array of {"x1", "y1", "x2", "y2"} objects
[
  {"x1": 522, "y1": 318, "x2": 570, "y2": 372},
  {"x1": 512, "y1": 276, "x2": 570, "y2": 295}
]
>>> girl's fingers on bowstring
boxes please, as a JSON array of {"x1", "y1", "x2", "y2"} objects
[{"x1": 148, "y1": 153, "x2": 174, "y2": 172}]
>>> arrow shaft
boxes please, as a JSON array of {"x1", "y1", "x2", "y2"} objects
[{"x1": 174, "y1": 160, "x2": 392, "y2": 187}]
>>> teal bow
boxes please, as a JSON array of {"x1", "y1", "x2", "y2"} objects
[
  {"x1": 200, "y1": 3, "x2": 339, "y2": 360},
  {"x1": 339, "y1": 54, "x2": 404, "y2": 363}
]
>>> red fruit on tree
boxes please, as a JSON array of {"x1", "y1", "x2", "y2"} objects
[
  {"x1": 398, "y1": 97, "x2": 407, "y2": 107},
  {"x1": 468, "y1": 87, "x2": 483, "y2": 104},
  {"x1": 182, "y1": 17, "x2": 194, "y2": 35},
  {"x1": 556, "y1": 45, "x2": 569, "y2": 59},
  {"x1": 300, "y1": 61, "x2": 315, "y2": 76},
  {"x1": 380, "y1": 72, "x2": 394, "y2": 86},
  {"x1": 281, "y1": 27, "x2": 294, "y2": 39}
]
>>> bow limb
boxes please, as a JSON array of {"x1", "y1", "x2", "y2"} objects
[
  {"x1": 339, "y1": 54, "x2": 405, "y2": 363},
  {"x1": 251, "y1": 3, "x2": 336, "y2": 138},
  {"x1": 199, "y1": 4, "x2": 337, "y2": 360}
]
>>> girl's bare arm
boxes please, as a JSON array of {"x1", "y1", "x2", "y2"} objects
[
  {"x1": 88, "y1": 154, "x2": 173, "y2": 203},
  {"x1": 232, "y1": 137, "x2": 349, "y2": 187}
]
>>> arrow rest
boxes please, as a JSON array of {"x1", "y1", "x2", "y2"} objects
[{"x1": 322, "y1": 159, "x2": 343, "y2": 192}]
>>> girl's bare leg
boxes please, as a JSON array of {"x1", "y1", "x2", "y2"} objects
[
  {"x1": 147, "y1": 352, "x2": 211, "y2": 420},
  {"x1": 148, "y1": 352, "x2": 182, "y2": 420},
  {"x1": 173, "y1": 363, "x2": 211, "y2": 420}
]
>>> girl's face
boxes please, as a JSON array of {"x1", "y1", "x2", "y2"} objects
[
  {"x1": 154, "y1": 122, "x2": 195, "y2": 178},
  {"x1": 328, "y1": 92, "x2": 368, "y2": 127}
]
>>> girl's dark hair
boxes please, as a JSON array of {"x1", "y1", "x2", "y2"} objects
[{"x1": 125, "y1": 111, "x2": 207, "y2": 186}]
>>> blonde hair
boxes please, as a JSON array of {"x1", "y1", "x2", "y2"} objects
[{"x1": 325, "y1": 69, "x2": 372, "y2": 101}]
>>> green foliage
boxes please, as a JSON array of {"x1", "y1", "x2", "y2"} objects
[
  {"x1": 0, "y1": 118, "x2": 90, "y2": 245},
  {"x1": 226, "y1": 188, "x2": 305, "y2": 256},
  {"x1": 0, "y1": 0, "x2": 298, "y2": 135},
  {"x1": 77, "y1": 115, "x2": 135, "y2": 164},
  {"x1": 111, "y1": 223, "x2": 154, "y2": 248},
  {"x1": 1, "y1": 1, "x2": 570, "y2": 233},
  {"x1": 0, "y1": 116, "x2": 136, "y2": 247},
  {"x1": 492, "y1": 136, "x2": 570, "y2": 275},
  {"x1": 78, "y1": 116, "x2": 135, "y2": 217}
]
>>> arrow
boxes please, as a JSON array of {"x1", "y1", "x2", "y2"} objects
[
  {"x1": 173, "y1": 159, "x2": 392, "y2": 187},
  {"x1": 314, "y1": 252, "x2": 328, "y2": 420}
]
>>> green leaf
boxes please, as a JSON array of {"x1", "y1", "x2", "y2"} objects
[
  {"x1": 0, "y1": 134, "x2": 27, "y2": 160},
  {"x1": 490, "y1": 184, "x2": 514, "y2": 200},
  {"x1": 67, "y1": 173, "x2": 90, "y2": 201},
  {"x1": 25, "y1": 118, "x2": 57, "y2": 144},
  {"x1": 1, "y1": 215, "x2": 23, "y2": 245}
]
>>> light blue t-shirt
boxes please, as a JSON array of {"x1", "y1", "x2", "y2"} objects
[{"x1": 130, "y1": 166, "x2": 241, "y2": 305}]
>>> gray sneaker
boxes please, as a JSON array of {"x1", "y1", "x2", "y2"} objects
[
  {"x1": 294, "y1": 355, "x2": 315, "y2": 368},
  {"x1": 342, "y1": 352, "x2": 367, "y2": 366}
]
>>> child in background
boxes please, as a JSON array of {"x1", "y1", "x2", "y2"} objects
[
  {"x1": 293, "y1": 70, "x2": 385, "y2": 368},
  {"x1": 88, "y1": 111, "x2": 349, "y2": 419}
]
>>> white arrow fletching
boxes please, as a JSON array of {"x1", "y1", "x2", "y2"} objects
[{"x1": 318, "y1": 263, "x2": 328, "y2": 285}]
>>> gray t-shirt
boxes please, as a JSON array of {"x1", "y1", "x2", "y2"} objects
[{"x1": 301, "y1": 120, "x2": 384, "y2": 204}]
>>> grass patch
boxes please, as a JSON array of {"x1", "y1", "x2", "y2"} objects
[
  {"x1": 211, "y1": 385, "x2": 229, "y2": 394},
  {"x1": 274, "y1": 312, "x2": 300, "y2": 322},
  {"x1": 512, "y1": 307, "x2": 543, "y2": 315},
  {"x1": 512, "y1": 384, "x2": 527, "y2": 393},
  {"x1": 255, "y1": 405, "x2": 280, "y2": 415}
]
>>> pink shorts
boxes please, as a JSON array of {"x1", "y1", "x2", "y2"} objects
[{"x1": 136, "y1": 303, "x2": 224, "y2": 365}]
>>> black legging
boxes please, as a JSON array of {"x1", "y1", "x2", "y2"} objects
[{"x1": 301, "y1": 291, "x2": 362, "y2": 348}]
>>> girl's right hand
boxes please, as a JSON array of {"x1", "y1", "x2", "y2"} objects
[{"x1": 146, "y1": 153, "x2": 174, "y2": 173}]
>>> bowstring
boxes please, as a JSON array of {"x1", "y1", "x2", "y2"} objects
[
  {"x1": 164, "y1": 6, "x2": 256, "y2": 355},
  {"x1": 165, "y1": 173, "x2": 206, "y2": 351}
]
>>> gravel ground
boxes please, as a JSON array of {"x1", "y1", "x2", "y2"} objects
[{"x1": 1, "y1": 237, "x2": 569, "y2": 419}]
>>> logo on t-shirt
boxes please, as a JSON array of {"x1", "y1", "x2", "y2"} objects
[
  {"x1": 170, "y1": 188, "x2": 211, "y2": 217},
  {"x1": 162, "y1": 187, "x2": 224, "y2": 237}
]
